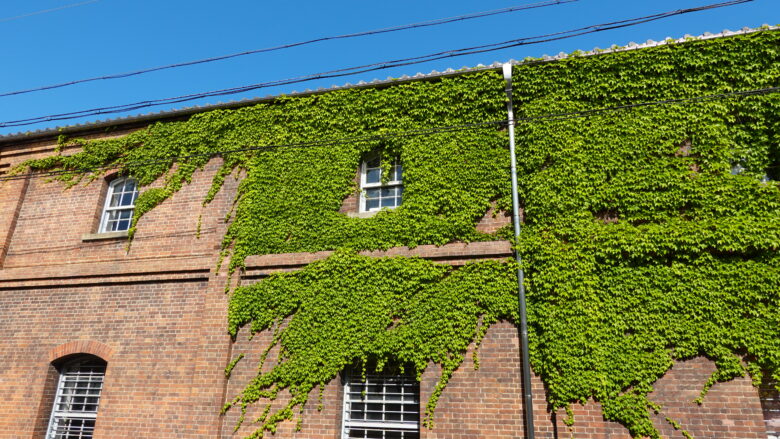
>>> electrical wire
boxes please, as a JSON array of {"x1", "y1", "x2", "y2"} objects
[
  {"x1": 1, "y1": 85, "x2": 776, "y2": 182},
  {"x1": 0, "y1": 0, "x2": 100, "y2": 24},
  {"x1": 0, "y1": 0, "x2": 754, "y2": 129},
  {"x1": 0, "y1": 0, "x2": 575, "y2": 98}
]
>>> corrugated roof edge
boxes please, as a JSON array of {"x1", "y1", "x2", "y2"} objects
[{"x1": 0, "y1": 24, "x2": 776, "y2": 146}]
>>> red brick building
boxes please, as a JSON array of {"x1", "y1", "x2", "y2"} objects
[{"x1": 0, "y1": 27, "x2": 777, "y2": 439}]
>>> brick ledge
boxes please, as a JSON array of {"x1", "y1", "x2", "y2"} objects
[
  {"x1": 242, "y1": 241, "x2": 512, "y2": 278},
  {"x1": 0, "y1": 254, "x2": 213, "y2": 287}
]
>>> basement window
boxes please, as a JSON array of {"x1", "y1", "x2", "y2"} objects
[
  {"x1": 99, "y1": 177, "x2": 138, "y2": 233},
  {"x1": 341, "y1": 369, "x2": 420, "y2": 439},
  {"x1": 360, "y1": 156, "x2": 403, "y2": 213},
  {"x1": 46, "y1": 356, "x2": 107, "y2": 439}
]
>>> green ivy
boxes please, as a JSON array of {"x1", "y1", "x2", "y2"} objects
[
  {"x1": 224, "y1": 250, "x2": 517, "y2": 436},
  {"x1": 11, "y1": 29, "x2": 780, "y2": 438}
]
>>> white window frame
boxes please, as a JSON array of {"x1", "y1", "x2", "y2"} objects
[
  {"x1": 46, "y1": 357, "x2": 106, "y2": 439},
  {"x1": 99, "y1": 177, "x2": 138, "y2": 233},
  {"x1": 341, "y1": 370, "x2": 420, "y2": 439},
  {"x1": 359, "y1": 156, "x2": 403, "y2": 213}
]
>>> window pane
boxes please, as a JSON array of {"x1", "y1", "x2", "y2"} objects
[
  {"x1": 120, "y1": 191, "x2": 134, "y2": 206},
  {"x1": 403, "y1": 413, "x2": 418, "y2": 422},
  {"x1": 393, "y1": 165, "x2": 402, "y2": 182},
  {"x1": 366, "y1": 168, "x2": 381, "y2": 184}
]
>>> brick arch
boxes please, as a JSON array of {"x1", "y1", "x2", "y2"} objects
[{"x1": 48, "y1": 340, "x2": 114, "y2": 363}]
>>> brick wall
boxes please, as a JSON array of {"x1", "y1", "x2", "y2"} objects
[
  {"x1": 0, "y1": 280, "x2": 231, "y2": 439},
  {"x1": 223, "y1": 320, "x2": 769, "y2": 439},
  {"x1": 0, "y1": 133, "x2": 773, "y2": 439}
]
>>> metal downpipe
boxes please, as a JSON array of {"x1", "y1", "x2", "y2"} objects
[{"x1": 502, "y1": 62, "x2": 535, "y2": 439}]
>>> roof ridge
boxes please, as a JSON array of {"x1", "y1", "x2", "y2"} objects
[{"x1": 1, "y1": 24, "x2": 777, "y2": 144}]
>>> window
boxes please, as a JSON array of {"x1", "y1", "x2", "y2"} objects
[
  {"x1": 99, "y1": 177, "x2": 138, "y2": 233},
  {"x1": 761, "y1": 377, "x2": 779, "y2": 439},
  {"x1": 46, "y1": 356, "x2": 107, "y2": 439},
  {"x1": 360, "y1": 156, "x2": 403, "y2": 213},
  {"x1": 342, "y1": 370, "x2": 420, "y2": 439}
]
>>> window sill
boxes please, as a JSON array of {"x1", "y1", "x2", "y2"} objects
[
  {"x1": 347, "y1": 210, "x2": 380, "y2": 219},
  {"x1": 81, "y1": 231, "x2": 129, "y2": 241}
]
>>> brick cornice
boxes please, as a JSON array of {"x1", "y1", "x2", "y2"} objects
[
  {"x1": 242, "y1": 241, "x2": 513, "y2": 278},
  {"x1": 0, "y1": 254, "x2": 212, "y2": 289}
]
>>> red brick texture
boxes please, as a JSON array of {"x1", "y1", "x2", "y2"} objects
[
  {"x1": 223, "y1": 321, "x2": 769, "y2": 439},
  {"x1": 555, "y1": 356, "x2": 767, "y2": 439},
  {"x1": 47, "y1": 340, "x2": 114, "y2": 363},
  {"x1": 0, "y1": 134, "x2": 774, "y2": 438}
]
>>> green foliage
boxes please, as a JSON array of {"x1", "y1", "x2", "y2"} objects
[
  {"x1": 11, "y1": 30, "x2": 780, "y2": 438},
  {"x1": 225, "y1": 251, "x2": 517, "y2": 436},
  {"x1": 14, "y1": 70, "x2": 510, "y2": 272},
  {"x1": 513, "y1": 30, "x2": 780, "y2": 437}
]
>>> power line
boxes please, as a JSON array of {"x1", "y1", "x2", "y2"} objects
[
  {"x1": 0, "y1": 0, "x2": 100, "y2": 24},
  {"x1": 1, "y1": 85, "x2": 776, "y2": 182},
  {"x1": 0, "y1": 0, "x2": 575, "y2": 99},
  {"x1": 0, "y1": 0, "x2": 754, "y2": 129}
]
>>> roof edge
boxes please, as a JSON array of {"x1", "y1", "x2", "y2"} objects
[{"x1": 1, "y1": 24, "x2": 776, "y2": 146}]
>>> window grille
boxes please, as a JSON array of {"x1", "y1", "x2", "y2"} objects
[
  {"x1": 360, "y1": 156, "x2": 403, "y2": 212},
  {"x1": 99, "y1": 177, "x2": 138, "y2": 233},
  {"x1": 762, "y1": 379, "x2": 779, "y2": 439},
  {"x1": 342, "y1": 371, "x2": 419, "y2": 439},
  {"x1": 46, "y1": 357, "x2": 106, "y2": 439}
]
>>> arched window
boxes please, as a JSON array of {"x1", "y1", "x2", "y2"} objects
[
  {"x1": 99, "y1": 177, "x2": 138, "y2": 233},
  {"x1": 46, "y1": 355, "x2": 107, "y2": 439}
]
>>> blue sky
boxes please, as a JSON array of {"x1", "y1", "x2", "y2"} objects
[{"x1": 0, "y1": 0, "x2": 776, "y2": 135}]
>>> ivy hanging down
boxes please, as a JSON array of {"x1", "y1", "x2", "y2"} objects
[
  {"x1": 224, "y1": 251, "x2": 518, "y2": 436},
  {"x1": 512, "y1": 29, "x2": 780, "y2": 437},
  {"x1": 8, "y1": 29, "x2": 780, "y2": 438},
  {"x1": 11, "y1": 69, "x2": 511, "y2": 273}
]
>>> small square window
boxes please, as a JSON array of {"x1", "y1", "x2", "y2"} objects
[
  {"x1": 360, "y1": 157, "x2": 402, "y2": 213},
  {"x1": 99, "y1": 177, "x2": 138, "y2": 233},
  {"x1": 342, "y1": 369, "x2": 419, "y2": 439}
]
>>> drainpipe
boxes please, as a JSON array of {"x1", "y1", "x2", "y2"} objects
[{"x1": 502, "y1": 62, "x2": 535, "y2": 439}]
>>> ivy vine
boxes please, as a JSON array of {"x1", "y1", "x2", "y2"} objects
[
  {"x1": 9, "y1": 29, "x2": 780, "y2": 438},
  {"x1": 225, "y1": 251, "x2": 517, "y2": 436}
]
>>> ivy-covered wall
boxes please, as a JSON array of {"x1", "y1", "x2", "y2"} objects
[{"x1": 10, "y1": 29, "x2": 780, "y2": 438}]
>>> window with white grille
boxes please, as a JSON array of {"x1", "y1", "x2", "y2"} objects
[
  {"x1": 46, "y1": 357, "x2": 106, "y2": 439},
  {"x1": 360, "y1": 156, "x2": 403, "y2": 213},
  {"x1": 342, "y1": 370, "x2": 419, "y2": 439},
  {"x1": 99, "y1": 177, "x2": 139, "y2": 233}
]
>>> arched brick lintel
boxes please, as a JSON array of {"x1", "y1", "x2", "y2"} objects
[{"x1": 48, "y1": 340, "x2": 114, "y2": 363}]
